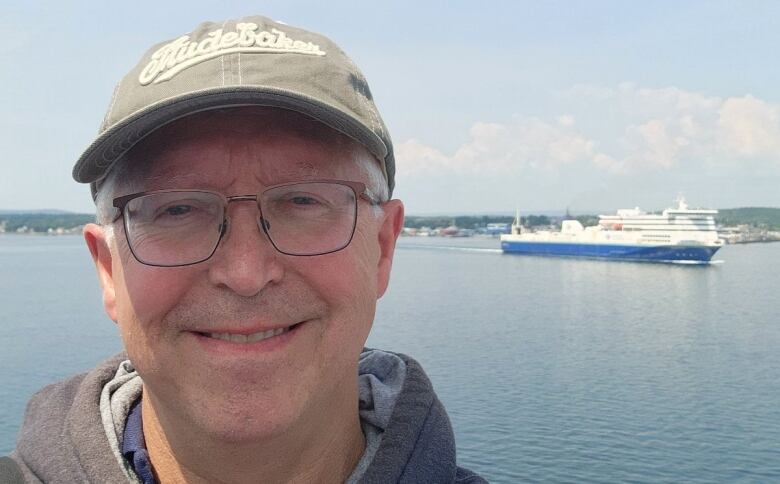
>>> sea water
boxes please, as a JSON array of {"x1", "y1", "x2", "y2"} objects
[{"x1": 1, "y1": 235, "x2": 779, "y2": 483}]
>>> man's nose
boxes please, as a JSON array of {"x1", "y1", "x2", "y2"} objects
[{"x1": 207, "y1": 203, "x2": 283, "y2": 297}]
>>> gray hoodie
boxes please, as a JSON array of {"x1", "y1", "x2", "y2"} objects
[{"x1": 10, "y1": 349, "x2": 486, "y2": 483}]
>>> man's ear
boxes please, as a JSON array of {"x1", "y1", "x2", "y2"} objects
[
  {"x1": 84, "y1": 223, "x2": 118, "y2": 322},
  {"x1": 375, "y1": 199, "x2": 404, "y2": 299}
]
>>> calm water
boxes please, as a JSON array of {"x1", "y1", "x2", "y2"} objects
[{"x1": 1, "y1": 235, "x2": 779, "y2": 483}]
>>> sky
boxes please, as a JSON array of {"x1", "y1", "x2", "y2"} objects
[{"x1": 1, "y1": 0, "x2": 779, "y2": 215}]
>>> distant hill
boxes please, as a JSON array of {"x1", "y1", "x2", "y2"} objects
[
  {"x1": 404, "y1": 207, "x2": 780, "y2": 230},
  {"x1": 0, "y1": 212, "x2": 94, "y2": 233},
  {"x1": 0, "y1": 209, "x2": 76, "y2": 215},
  {"x1": 717, "y1": 207, "x2": 780, "y2": 229}
]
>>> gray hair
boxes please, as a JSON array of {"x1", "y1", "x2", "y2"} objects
[
  {"x1": 357, "y1": 153, "x2": 390, "y2": 217},
  {"x1": 94, "y1": 159, "x2": 141, "y2": 226}
]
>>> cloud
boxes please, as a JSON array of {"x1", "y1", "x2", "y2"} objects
[
  {"x1": 396, "y1": 115, "x2": 607, "y2": 178},
  {"x1": 395, "y1": 139, "x2": 449, "y2": 176},
  {"x1": 556, "y1": 115, "x2": 575, "y2": 127},
  {"x1": 626, "y1": 120, "x2": 681, "y2": 169},
  {"x1": 397, "y1": 84, "x2": 780, "y2": 181},
  {"x1": 718, "y1": 95, "x2": 780, "y2": 156}
]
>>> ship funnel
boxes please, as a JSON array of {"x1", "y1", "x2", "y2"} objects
[{"x1": 513, "y1": 207, "x2": 523, "y2": 234}]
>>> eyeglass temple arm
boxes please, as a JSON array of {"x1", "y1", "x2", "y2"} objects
[{"x1": 109, "y1": 194, "x2": 135, "y2": 223}]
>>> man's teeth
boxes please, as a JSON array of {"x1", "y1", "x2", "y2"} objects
[{"x1": 207, "y1": 327, "x2": 288, "y2": 343}]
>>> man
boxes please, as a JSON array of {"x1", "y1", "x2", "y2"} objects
[{"x1": 4, "y1": 15, "x2": 486, "y2": 483}]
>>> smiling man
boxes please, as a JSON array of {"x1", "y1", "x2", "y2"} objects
[{"x1": 5, "y1": 15, "x2": 486, "y2": 484}]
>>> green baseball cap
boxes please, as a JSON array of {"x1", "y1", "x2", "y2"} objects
[{"x1": 72, "y1": 15, "x2": 394, "y2": 198}]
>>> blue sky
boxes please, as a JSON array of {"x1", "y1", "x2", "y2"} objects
[{"x1": 1, "y1": 1, "x2": 778, "y2": 214}]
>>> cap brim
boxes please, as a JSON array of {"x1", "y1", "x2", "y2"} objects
[{"x1": 74, "y1": 86, "x2": 390, "y2": 197}]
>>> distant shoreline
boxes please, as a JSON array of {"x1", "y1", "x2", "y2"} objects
[
  {"x1": 2, "y1": 208, "x2": 780, "y2": 240},
  {"x1": 3, "y1": 232, "x2": 778, "y2": 245}
]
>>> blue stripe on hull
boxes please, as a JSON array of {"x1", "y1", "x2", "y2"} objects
[{"x1": 500, "y1": 241, "x2": 720, "y2": 262}]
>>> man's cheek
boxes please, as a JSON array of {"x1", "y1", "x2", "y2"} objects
[
  {"x1": 120, "y1": 268, "x2": 192, "y2": 323},
  {"x1": 301, "y1": 255, "x2": 372, "y2": 298}
]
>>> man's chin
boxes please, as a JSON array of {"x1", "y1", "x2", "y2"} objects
[
  {"x1": 142, "y1": 367, "x2": 312, "y2": 443},
  {"x1": 198, "y1": 419, "x2": 295, "y2": 445},
  {"x1": 183, "y1": 395, "x2": 308, "y2": 444}
]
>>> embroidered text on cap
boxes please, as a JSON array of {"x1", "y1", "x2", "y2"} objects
[{"x1": 139, "y1": 23, "x2": 326, "y2": 85}]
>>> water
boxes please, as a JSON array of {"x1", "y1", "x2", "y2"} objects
[
  {"x1": 2, "y1": 235, "x2": 779, "y2": 482},
  {"x1": 0, "y1": 235, "x2": 123, "y2": 454}
]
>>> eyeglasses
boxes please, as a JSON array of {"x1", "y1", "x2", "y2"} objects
[{"x1": 112, "y1": 180, "x2": 380, "y2": 267}]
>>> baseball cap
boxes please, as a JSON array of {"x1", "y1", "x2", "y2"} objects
[{"x1": 72, "y1": 15, "x2": 395, "y2": 198}]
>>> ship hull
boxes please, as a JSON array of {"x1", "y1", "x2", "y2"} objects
[{"x1": 500, "y1": 240, "x2": 720, "y2": 263}]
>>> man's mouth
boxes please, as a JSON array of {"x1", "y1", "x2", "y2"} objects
[{"x1": 197, "y1": 323, "x2": 300, "y2": 344}]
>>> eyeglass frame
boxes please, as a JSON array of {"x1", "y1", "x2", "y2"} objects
[{"x1": 111, "y1": 179, "x2": 382, "y2": 267}]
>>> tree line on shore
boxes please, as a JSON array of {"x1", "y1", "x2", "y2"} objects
[
  {"x1": 1, "y1": 207, "x2": 779, "y2": 233},
  {"x1": 0, "y1": 213, "x2": 94, "y2": 233},
  {"x1": 402, "y1": 214, "x2": 599, "y2": 229},
  {"x1": 405, "y1": 207, "x2": 780, "y2": 230}
]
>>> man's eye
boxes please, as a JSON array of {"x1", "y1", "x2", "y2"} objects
[
  {"x1": 163, "y1": 205, "x2": 194, "y2": 216},
  {"x1": 289, "y1": 196, "x2": 320, "y2": 206}
]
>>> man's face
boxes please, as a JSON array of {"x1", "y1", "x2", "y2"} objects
[{"x1": 85, "y1": 108, "x2": 403, "y2": 442}]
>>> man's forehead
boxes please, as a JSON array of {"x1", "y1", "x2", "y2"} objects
[{"x1": 143, "y1": 160, "x2": 324, "y2": 188}]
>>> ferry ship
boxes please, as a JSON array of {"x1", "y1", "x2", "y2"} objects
[{"x1": 500, "y1": 197, "x2": 723, "y2": 263}]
